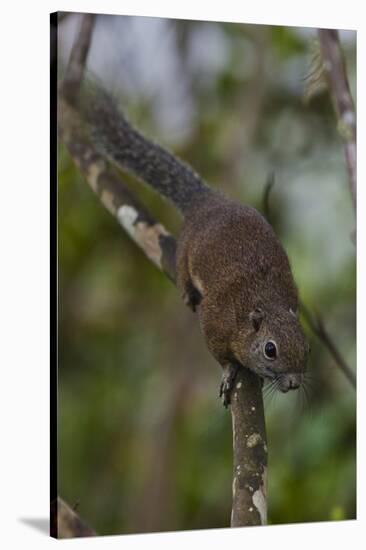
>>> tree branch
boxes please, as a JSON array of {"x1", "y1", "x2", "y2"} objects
[
  {"x1": 59, "y1": 99, "x2": 177, "y2": 281},
  {"x1": 61, "y1": 13, "x2": 96, "y2": 104},
  {"x1": 318, "y1": 29, "x2": 356, "y2": 211},
  {"x1": 58, "y1": 14, "x2": 267, "y2": 529},
  {"x1": 51, "y1": 497, "x2": 96, "y2": 538},
  {"x1": 300, "y1": 301, "x2": 356, "y2": 389},
  {"x1": 230, "y1": 369, "x2": 267, "y2": 526}
]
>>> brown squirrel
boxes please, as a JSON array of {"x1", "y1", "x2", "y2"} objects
[{"x1": 75, "y1": 82, "x2": 309, "y2": 406}]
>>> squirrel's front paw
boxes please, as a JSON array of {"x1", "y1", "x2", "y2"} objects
[
  {"x1": 219, "y1": 363, "x2": 239, "y2": 408},
  {"x1": 182, "y1": 282, "x2": 202, "y2": 312},
  {"x1": 182, "y1": 290, "x2": 196, "y2": 312}
]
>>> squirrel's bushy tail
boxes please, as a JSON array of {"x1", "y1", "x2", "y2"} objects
[{"x1": 75, "y1": 81, "x2": 209, "y2": 214}]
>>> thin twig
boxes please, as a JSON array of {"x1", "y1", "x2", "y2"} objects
[
  {"x1": 262, "y1": 171, "x2": 275, "y2": 223},
  {"x1": 61, "y1": 13, "x2": 96, "y2": 103},
  {"x1": 300, "y1": 300, "x2": 356, "y2": 389},
  {"x1": 318, "y1": 29, "x2": 356, "y2": 212}
]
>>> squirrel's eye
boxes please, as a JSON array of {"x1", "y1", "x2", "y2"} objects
[{"x1": 264, "y1": 341, "x2": 277, "y2": 360}]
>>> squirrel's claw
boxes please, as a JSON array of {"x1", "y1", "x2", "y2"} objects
[
  {"x1": 219, "y1": 363, "x2": 239, "y2": 408},
  {"x1": 219, "y1": 379, "x2": 232, "y2": 408}
]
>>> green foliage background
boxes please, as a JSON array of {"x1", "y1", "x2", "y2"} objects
[{"x1": 58, "y1": 15, "x2": 356, "y2": 535}]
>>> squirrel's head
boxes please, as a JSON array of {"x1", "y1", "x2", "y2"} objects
[{"x1": 233, "y1": 305, "x2": 309, "y2": 392}]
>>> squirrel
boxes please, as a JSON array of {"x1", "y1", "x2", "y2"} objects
[{"x1": 74, "y1": 82, "x2": 309, "y2": 406}]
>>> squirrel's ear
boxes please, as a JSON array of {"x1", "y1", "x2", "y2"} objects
[{"x1": 249, "y1": 308, "x2": 264, "y2": 331}]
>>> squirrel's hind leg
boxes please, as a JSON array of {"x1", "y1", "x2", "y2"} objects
[{"x1": 176, "y1": 243, "x2": 202, "y2": 312}]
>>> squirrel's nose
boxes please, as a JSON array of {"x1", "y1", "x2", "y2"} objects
[{"x1": 280, "y1": 374, "x2": 301, "y2": 392}]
